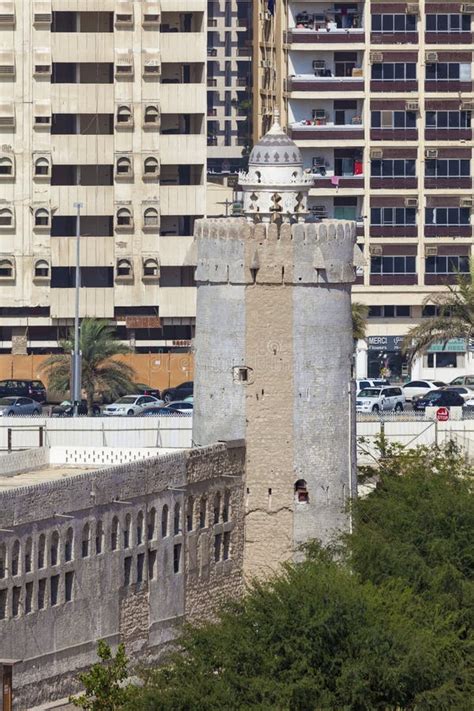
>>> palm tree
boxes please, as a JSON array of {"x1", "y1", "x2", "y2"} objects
[
  {"x1": 41, "y1": 319, "x2": 136, "y2": 414},
  {"x1": 403, "y1": 263, "x2": 474, "y2": 363},
  {"x1": 352, "y1": 302, "x2": 368, "y2": 342}
]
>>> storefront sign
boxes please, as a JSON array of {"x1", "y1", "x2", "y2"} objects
[
  {"x1": 367, "y1": 336, "x2": 404, "y2": 352},
  {"x1": 427, "y1": 339, "x2": 466, "y2": 353}
]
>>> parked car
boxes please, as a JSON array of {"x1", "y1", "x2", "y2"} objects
[
  {"x1": 51, "y1": 400, "x2": 101, "y2": 417},
  {"x1": 449, "y1": 375, "x2": 474, "y2": 387},
  {"x1": 356, "y1": 386, "x2": 405, "y2": 414},
  {"x1": 441, "y1": 386, "x2": 474, "y2": 402},
  {"x1": 103, "y1": 395, "x2": 163, "y2": 416},
  {"x1": 161, "y1": 381, "x2": 193, "y2": 403},
  {"x1": 143, "y1": 406, "x2": 187, "y2": 416},
  {"x1": 412, "y1": 389, "x2": 464, "y2": 412},
  {"x1": 0, "y1": 397, "x2": 42, "y2": 416},
  {"x1": 355, "y1": 378, "x2": 390, "y2": 393},
  {"x1": 0, "y1": 379, "x2": 47, "y2": 403},
  {"x1": 402, "y1": 380, "x2": 446, "y2": 402},
  {"x1": 134, "y1": 383, "x2": 162, "y2": 399},
  {"x1": 165, "y1": 401, "x2": 193, "y2": 414}
]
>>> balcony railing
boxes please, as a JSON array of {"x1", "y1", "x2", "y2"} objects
[
  {"x1": 425, "y1": 128, "x2": 472, "y2": 141},
  {"x1": 370, "y1": 177, "x2": 417, "y2": 189},
  {"x1": 312, "y1": 174, "x2": 364, "y2": 189},
  {"x1": 425, "y1": 31, "x2": 473, "y2": 44},
  {"x1": 369, "y1": 225, "x2": 418, "y2": 238},
  {"x1": 289, "y1": 122, "x2": 364, "y2": 140},
  {"x1": 207, "y1": 48, "x2": 217, "y2": 57},
  {"x1": 425, "y1": 225, "x2": 473, "y2": 237},
  {"x1": 288, "y1": 75, "x2": 364, "y2": 92},
  {"x1": 424, "y1": 177, "x2": 472, "y2": 189},
  {"x1": 370, "y1": 274, "x2": 418, "y2": 286},
  {"x1": 370, "y1": 80, "x2": 418, "y2": 92},
  {"x1": 425, "y1": 80, "x2": 473, "y2": 93},
  {"x1": 286, "y1": 27, "x2": 364, "y2": 44},
  {"x1": 370, "y1": 128, "x2": 418, "y2": 141},
  {"x1": 371, "y1": 32, "x2": 418, "y2": 44}
]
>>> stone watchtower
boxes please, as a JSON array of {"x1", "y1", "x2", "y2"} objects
[{"x1": 191, "y1": 114, "x2": 361, "y2": 578}]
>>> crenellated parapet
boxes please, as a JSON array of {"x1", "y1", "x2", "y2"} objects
[{"x1": 191, "y1": 218, "x2": 363, "y2": 285}]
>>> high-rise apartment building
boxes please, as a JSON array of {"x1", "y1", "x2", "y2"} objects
[
  {"x1": 207, "y1": 0, "x2": 253, "y2": 178},
  {"x1": 254, "y1": 0, "x2": 474, "y2": 380},
  {"x1": 0, "y1": 0, "x2": 206, "y2": 354}
]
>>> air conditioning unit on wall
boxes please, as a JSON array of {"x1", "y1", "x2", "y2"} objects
[
  {"x1": 406, "y1": 100, "x2": 419, "y2": 111},
  {"x1": 405, "y1": 197, "x2": 418, "y2": 207},
  {"x1": 425, "y1": 51, "x2": 438, "y2": 63},
  {"x1": 426, "y1": 246, "x2": 438, "y2": 257},
  {"x1": 425, "y1": 148, "x2": 438, "y2": 158},
  {"x1": 370, "y1": 245, "x2": 383, "y2": 256}
]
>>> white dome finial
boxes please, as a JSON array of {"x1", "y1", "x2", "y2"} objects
[{"x1": 268, "y1": 107, "x2": 281, "y2": 135}]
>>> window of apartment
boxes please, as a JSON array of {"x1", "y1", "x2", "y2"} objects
[
  {"x1": 371, "y1": 159, "x2": 416, "y2": 177},
  {"x1": 426, "y1": 255, "x2": 469, "y2": 273},
  {"x1": 426, "y1": 63, "x2": 471, "y2": 81},
  {"x1": 426, "y1": 111, "x2": 471, "y2": 128},
  {"x1": 371, "y1": 256, "x2": 416, "y2": 274},
  {"x1": 371, "y1": 207, "x2": 416, "y2": 225},
  {"x1": 425, "y1": 207, "x2": 471, "y2": 225},
  {"x1": 372, "y1": 14, "x2": 417, "y2": 32},
  {"x1": 368, "y1": 305, "x2": 411, "y2": 317},
  {"x1": 425, "y1": 159, "x2": 470, "y2": 177},
  {"x1": 372, "y1": 63, "x2": 416, "y2": 80},
  {"x1": 422, "y1": 304, "x2": 451, "y2": 317},
  {"x1": 371, "y1": 111, "x2": 417, "y2": 128},
  {"x1": 51, "y1": 267, "x2": 114, "y2": 288},
  {"x1": 426, "y1": 14, "x2": 471, "y2": 32},
  {"x1": 426, "y1": 352, "x2": 462, "y2": 368}
]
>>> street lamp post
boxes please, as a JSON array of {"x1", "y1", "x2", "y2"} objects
[{"x1": 72, "y1": 202, "x2": 83, "y2": 417}]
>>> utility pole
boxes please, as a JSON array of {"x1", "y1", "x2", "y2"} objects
[{"x1": 72, "y1": 202, "x2": 83, "y2": 417}]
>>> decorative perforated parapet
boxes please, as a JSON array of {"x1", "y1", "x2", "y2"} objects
[{"x1": 189, "y1": 218, "x2": 364, "y2": 285}]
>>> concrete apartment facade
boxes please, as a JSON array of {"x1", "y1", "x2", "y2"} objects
[
  {"x1": 0, "y1": 0, "x2": 206, "y2": 354},
  {"x1": 253, "y1": 0, "x2": 474, "y2": 382}
]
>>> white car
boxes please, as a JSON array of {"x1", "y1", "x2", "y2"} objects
[
  {"x1": 356, "y1": 386, "x2": 405, "y2": 414},
  {"x1": 103, "y1": 395, "x2": 163, "y2": 416},
  {"x1": 166, "y1": 401, "x2": 193, "y2": 414},
  {"x1": 402, "y1": 380, "x2": 446, "y2": 402}
]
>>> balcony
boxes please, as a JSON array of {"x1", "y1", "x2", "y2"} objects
[
  {"x1": 370, "y1": 128, "x2": 418, "y2": 141},
  {"x1": 289, "y1": 119, "x2": 363, "y2": 141},
  {"x1": 369, "y1": 225, "x2": 418, "y2": 238},
  {"x1": 425, "y1": 274, "x2": 458, "y2": 285},
  {"x1": 425, "y1": 32, "x2": 473, "y2": 44},
  {"x1": 425, "y1": 128, "x2": 472, "y2": 141},
  {"x1": 312, "y1": 175, "x2": 364, "y2": 189},
  {"x1": 370, "y1": 80, "x2": 418, "y2": 93},
  {"x1": 288, "y1": 74, "x2": 364, "y2": 93},
  {"x1": 370, "y1": 274, "x2": 417, "y2": 286},
  {"x1": 424, "y1": 177, "x2": 472, "y2": 189},
  {"x1": 370, "y1": 177, "x2": 417, "y2": 189},
  {"x1": 286, "y1": 27, "x2": 364, "y2": 45},
  {"x1": 425, "y1": 80, "x2": 473, "y2": 93},
  {"x1": 425, "y1": 225, "x2": 473, "y2": 238},
  {"x1": 371, "y1": 31, "x2": 418, "y2": 45}
]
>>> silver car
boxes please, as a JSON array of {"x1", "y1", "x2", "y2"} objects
[
  {"x1": 0, "y1": 397, "x2": 42, "y2": 416},
  {"x1": 103, "y1": 395, "x2": 163, "y2": 416}
]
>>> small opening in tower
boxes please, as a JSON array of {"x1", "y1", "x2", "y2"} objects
[
  {"x1": 294, "y1": 479, "x2": 309, "y2": 503},
  {"x1": 233, "y1": 366, "x2": 251, "y2": 383}
]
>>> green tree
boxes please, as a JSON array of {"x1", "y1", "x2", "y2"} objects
[
  {"x1": 40, "y1": 318, "x2": 135, "y2": 414},
  {"x1": 351, "y1": 301, "x2": 368, "y2": 342},
  {"x1": 70, "y1": 640, "x2": 130, "y2": 710},
  {"x1": 402, "y1": 260, "x2": 474, "y2": 362}
]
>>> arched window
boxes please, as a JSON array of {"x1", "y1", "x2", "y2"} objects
[
  {"x1": 144, "y1": 105, "x2": 160, "y2": 125},
  {"x1": 213, "y1": 493, "x2": 221, "y2": 524},
  {"x1": 199, "y1": 497, "x2": 207, "y2": 529},
  {"x1": 34, "y1": 156, "x2": 50, "y2": 177},
  {"x1": 50, "y1": 531, "x2": 59, "y2": 566},
  {"x1": 143, "y1": 156, "x2": 159, "y2": 177},
  {"x1": 143, "y1": 207, "x2": 159, "y2": 228},
  {"x1": 116, "y1": 207, "x2": 133, "y2": 228},
  {"x1": 0, "y1": 259, "x2": 13, "y2": 278},
  {"x1": 186, "y1": 497, "x2": 194, "y2": 532},
  {"x1": 223, "y1": 490, "x2": 231, "y2": 522},
  {"x1": 95, "y1": 520, "x2": 104, "y2": 554},
  {"x1": 34, "y1": 207, "x2": 50, "y2": 227},
  {"x1": 65, "y1": 527, "x2": 74, "y2": 561},
  {"x1": 294, "y1": 479, "x2": 309, "y2": 503},
  {"x1": 0, "y1": 543, "x2": 5, "y2": 578},
  {"x1": 0, "y1": 156, "x2": 14, "y2": 176},
  {"x1": 161, "y1": 505, "x2": 169, "y2": 537},
  {"x1": 11, "y1": 540, "x2": 20, "y2": 576},
  {"x1": 0, "y1": 208, "x2": 13, "y2": 227},
  {"x1": 116, "y1": 156, "x2": 132, "y2": 176},
  {"x1": 143, "y1": 258, "x2": 159, "y2": 277},
  {"x1": 34, "y1": 259, "x2": 49, "y2": 278},
  {"x1": 124, "y1": 514, "x2": 131, "y2": 548},
  {"x1": 116, "y1": 259, "x2": 132, "y2": 278},
  {"x1": 174, "y1": 502, "x2": 181, "y2": 535},
  {"x1": 82, "y1": 523, "x2": 90, "y2": 558},
  {"x1": 116, "y1": 104, "x2": 133, "y2": 125},
  {"x1": 136, "y1": 511, "x2": 144, "y2": 545},
  {"x1": 111, "y1": 516, "x2": 119, "y2": 550},
  {"x1": 38, "y1": 533, "x2": 46, "y2": 569},
  {"x1": 24, "y1": 537, "x2": 32, "y2": 573},
  {"x1": 147, "y1": 507, "x2": 156, "y2": 540}
]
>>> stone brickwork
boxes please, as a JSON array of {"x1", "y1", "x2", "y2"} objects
[{"x1": 0, "y1": 443, "x2": 245, "y2": 710}]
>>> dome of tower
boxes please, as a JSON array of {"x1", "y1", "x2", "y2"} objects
[{"x1": 248, "y1": 113, "x2": 302, "y2": 167}]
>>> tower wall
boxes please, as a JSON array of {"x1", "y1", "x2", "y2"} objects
[{"x1": 192, "y1": 218, "x2": 358, "y2": 577}]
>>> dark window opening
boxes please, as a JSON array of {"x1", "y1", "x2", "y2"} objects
[
  {"x1": 65, "y1": 571, "x2": 74, "y2": 602},
  {"x1": 50, "y1": 574, "x2": 59, "y2": 606},
  {"x1": 295, "y1": 479, "x2": 309, "y2": 503}
]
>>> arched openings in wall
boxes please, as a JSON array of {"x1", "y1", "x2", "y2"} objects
[
  {"x1": 143, "y1": 257, "x2": 159, "y2": 278},
  {"x1": 34, "y1": 259, "x2": 50, "y2": 278},
  {"x1": 161, "y1": 504, "x2": 169, "y2": 537},
  {"x1": 111, "y1": 516, "x2": 119, "y2": 550},
  {"x1": 11, "y1": 540, "x2": 20, "y2": 576},
  {"x1": 65, "y1": 527, "x2": 74, "y2": 561},
  {"x1": 115, "y1": 156, "x2": 133, "y2": 178},
  {"x1": 199, "y1": 497, "x2": 207, "y2": 529},
  {"x1": 82, "y1": 523, "x2": 90, "y2": 558},
  {"x1": 24, "y1": 537, "x2": 32, "y2": 573},
  {"x1": 95, "y1": 520, "x2": 104, "y2": 554},
  {"x1": 124, "y1": 514, "x2": 131, "y2": 548},
  {"x1": 186, "y1": 497, "x2": 194, "y2": 532},
  {"x1": 38, "y1": 533, "x2": 46, "y2": 569},
  {"x1": 143, "y1": 206, "x2": 159, "y2": 229},
  {"x1": 116, "y1": 206, "x2": 133, "y2": 229},
  {"x1": 223, "y1": 491, "x2": 231, "y2": 522},
  {"x1": 147, "y1": 507, "x2": 156, "y2": 540},
  {"x1": 116, "y1": 258, "x2": 133, "y2": 279},
  {"x1": 294, "y1": 479, "x2": 309, "y2": 503},
  {"x1": 0, "y1": 258, "x2": 14, "y2": 278},
  {"x1": 213, "y1": 493, "x2": 221, "y2": 524},
  {"x1": 0, "y1": 156, "x2": 14, "y2": 177},
  {"x1": 143, "y1": 156, "x2": 159, "y2": 179},
  {"x1": 0, "y1": 207, "x2": 14, "y2": 227},
  {"x1": 34, "y1": 207, "x2": 50, "y2": 228},
  {"x1": 173, "y1": 502, "x2": 181, "y2": 535},
  {"x1": 116, "y1": 104, "x2": 133, "y2": 127},
  {"x1": 136, "y1": 511, "x2": 144, "y2": 545},
  {"x1": 144, "y1": 104, "x2": 160, "y2": 126},
  {"x1": 50, "y1": 531, "x2": 59, "y2": 566},
  {"x1": 34, "y1": 156, "x2": 50, "y2": 178}
]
